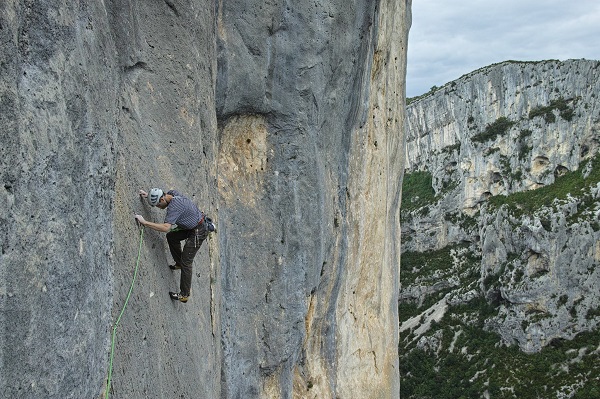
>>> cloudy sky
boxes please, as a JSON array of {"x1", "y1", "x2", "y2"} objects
[{"x1": 406, "y1": 0, "x2": 600, "y2": 98}]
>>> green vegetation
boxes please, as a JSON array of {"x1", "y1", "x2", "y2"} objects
[
  {"x1": 441, "y1": 143, "x2": 461, "y2": 154},
  {"x1": 586, "y1": 307, "x2": 600, "y2": 320},
  {"x1": 444, "y1": 211, "x2": 479, "y2": 232},
  {"x1": 401, "y1": 62, "x2": 599, "y2": 399},
  {"x1": 488, "y1": 153, "x2": 600, "y2": 217},
  {"x1": 398, "y1": 301, "x2": 421, "y2": 322},
  {"x1": 400, "y1": 154, "x2": 600, "y2": 399},
  {"x1": 558, "y1": 295, "x2": 569, "y2": 307},
  {"x1": 400, "y1": 244, "x2": 482, "y2": 320},
  {"x1": 440, "y1": 179, "x2": 459, "y2": 195},
  {"x1": 484, "y1": 146, "x2": 501, "y2": 156},
  {"x1": 400, "y1": 296, "x2": 600, "y2": 399},
  {"x1": 400, "y1": 287, "x2": 455, "y2": 322},
  {"x1": 518, "y1": 143, "x2": 533, "y2": 161},
  {"x1": 517, "y1": 129, "x2": 533, "y2": 161},
  {"x1": 402, "y1": 171, "x2": 436, "y2": 212},
  {"x1": 518, "y1": 129, "x2": 533, "y2": 140},
  {"x1": 471, "y1": 117, "x2": 515, "y2": 143},
  {"x1": 402, "y1": 246, "x2": 456, "y2": 283},
  {"x1": 529, "y1": 97, "x2": 575, "y2": 123},
  {"x1": 407, "y1": 85, "x2": 441, "y2": 105},
  {"x1": 401, "y1": 244, "x2": 481, "y2": 286}
]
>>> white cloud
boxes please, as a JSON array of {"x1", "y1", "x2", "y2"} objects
[{"x1": 406, "y1": 0, "x2": 600, "y2": 97}]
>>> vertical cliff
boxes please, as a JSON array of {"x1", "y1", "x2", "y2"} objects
[
  {"x1": 400, "y1": 59, "x2": 600, "y2": 397},
  {"x1": 1, "y1": 0, "x2": 409, "y2": 398},
  {"x1": 1, "y1": 2, "x2": 121, "y2": 397},
  {"x1": 107, "y1": 0, "x2": 221, "y2": 397},
  {"x1": 1, "y1": 1, "x2": 220, "y2": 397},
  {"x1": 216, "y1": 0, "x2": 409, "y2": 397}
]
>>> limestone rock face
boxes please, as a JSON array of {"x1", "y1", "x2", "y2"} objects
[
  {"x1": 216, "y1": 0, "x2": 409, "y2": 397},
  {"x1": 480, "y1": 198, "x2": 600, "y2": 353},
  {"x1": 402, "y1": 59, "x2": 600, "y2": 353},
  {"x1": 406, "y1": 60, "x2": 600, "y2": 215},
  {"x1": 1, "y1": 0, "x2": 409, "y2": 398},
  {"x1": 1, "y1": 1, "x2": 219, "y2": 398},
  {"x1": 1, "y1": 2, "x2": 120, "y2": 397}
]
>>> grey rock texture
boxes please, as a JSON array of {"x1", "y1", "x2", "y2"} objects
[
  {"x1": 480, "y1": 196, "x2": 600, "y2": 353},
  {"x1": 406, "y1": 60, "x2": 600, "y2": 214},
  {"x1": 1, "y1": 2, "x2": 121, "y2": 397},
  {"x1": 1, "y1": 0, "x2": 409, "y2": 398},
  {"x1": 1, "y1": 1, "x2": 219, "y2": 398},
  {"x1": 108, "y1": 1, "x2": 221, "y2": 398},
  {"x1": 402, "y1": 59, "x2": 600, "y2": 353},
  {"x1": 216, "y1": 0, "x2": 409, "y2": 397}
]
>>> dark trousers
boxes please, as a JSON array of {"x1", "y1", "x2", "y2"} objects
[{"x1": 166, "y1": 222, "x2": 208, "y2": 296}]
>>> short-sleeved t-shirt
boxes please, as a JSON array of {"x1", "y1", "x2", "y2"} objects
[{"x1": 164, "y1": 190, "x2": 203, "y2": 230}]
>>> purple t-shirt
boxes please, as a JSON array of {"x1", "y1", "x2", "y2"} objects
[{"x1": 164, "y1": 190, "x2": 203, "y2": 229}]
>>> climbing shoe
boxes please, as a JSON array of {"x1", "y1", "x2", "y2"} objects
[
  {"x1": 169, "y1": 291, "x2": 188, "y2": 303},
  {"x1": 169, "y1": 264, "x2": 182, "y2": 270}
]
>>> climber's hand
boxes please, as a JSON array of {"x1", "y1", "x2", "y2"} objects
[
  {"x1": 139, "y1": 190, "x2": 148, "y2": 198},
  {"x1": 134, "y1": 214, "x2": 146, "y2": 225}
]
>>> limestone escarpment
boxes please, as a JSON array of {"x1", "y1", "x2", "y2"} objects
[
  {"x1": 1, "y1": 2, "x2": 121, "y2": 397},
  {"x1": 216, "y1": 0, "x2": 409, "y2": 397},
  {"x1": 1, "y1": 1, "x2": 220, "y2": 397},
  {"x1": 400, "y1": 59, "x2": 600, "y2": 397},
  {"x1": 108, "y1": 1, "x2": 221, "y2": 397},
  {"x1": 405, "y1": 60, "x2": 600, "y2": 215},
  {"x1": 1, "y1": 0, "x2": 409, "y2": 398}
]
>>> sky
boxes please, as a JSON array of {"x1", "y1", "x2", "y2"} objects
[{"x1": 406, "y1": 0, "x2": 600, "y2": 98}]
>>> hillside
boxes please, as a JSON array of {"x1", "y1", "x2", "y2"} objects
[{"x1": 400, "y1": 59, "x2": 600, "y2": 398}]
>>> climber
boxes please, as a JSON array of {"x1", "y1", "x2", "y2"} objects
[{"x1": 135, "y1": 188, "x2": 212, "y2": 303}]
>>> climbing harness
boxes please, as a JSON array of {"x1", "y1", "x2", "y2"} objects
[{"x1": 105, "y1": 226, "x2": 144, "y2": 399}]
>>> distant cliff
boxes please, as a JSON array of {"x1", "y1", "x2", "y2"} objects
[
  {"x1": 400, "y1": 59, "x2": 600, "y2": 398},
  {"x1": 0, "y1": 1, "x2": 410, "y2": 398}
]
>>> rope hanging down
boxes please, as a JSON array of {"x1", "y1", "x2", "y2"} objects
[{"x1": 105, "y1": 226, "x2": 144, "y2": 399}]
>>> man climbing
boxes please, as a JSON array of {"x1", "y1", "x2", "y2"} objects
[{"x1": 135, "y1": 188, "x2": 211, "y2": 303}]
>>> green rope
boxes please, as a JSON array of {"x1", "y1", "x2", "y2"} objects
[{"x1": 105, "y1": 226, "x2": 144, "y2": 399}]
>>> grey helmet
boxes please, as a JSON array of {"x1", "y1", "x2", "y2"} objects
[{"x1": 148, "y1": 188, "x2": 164, "y2": 206}]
